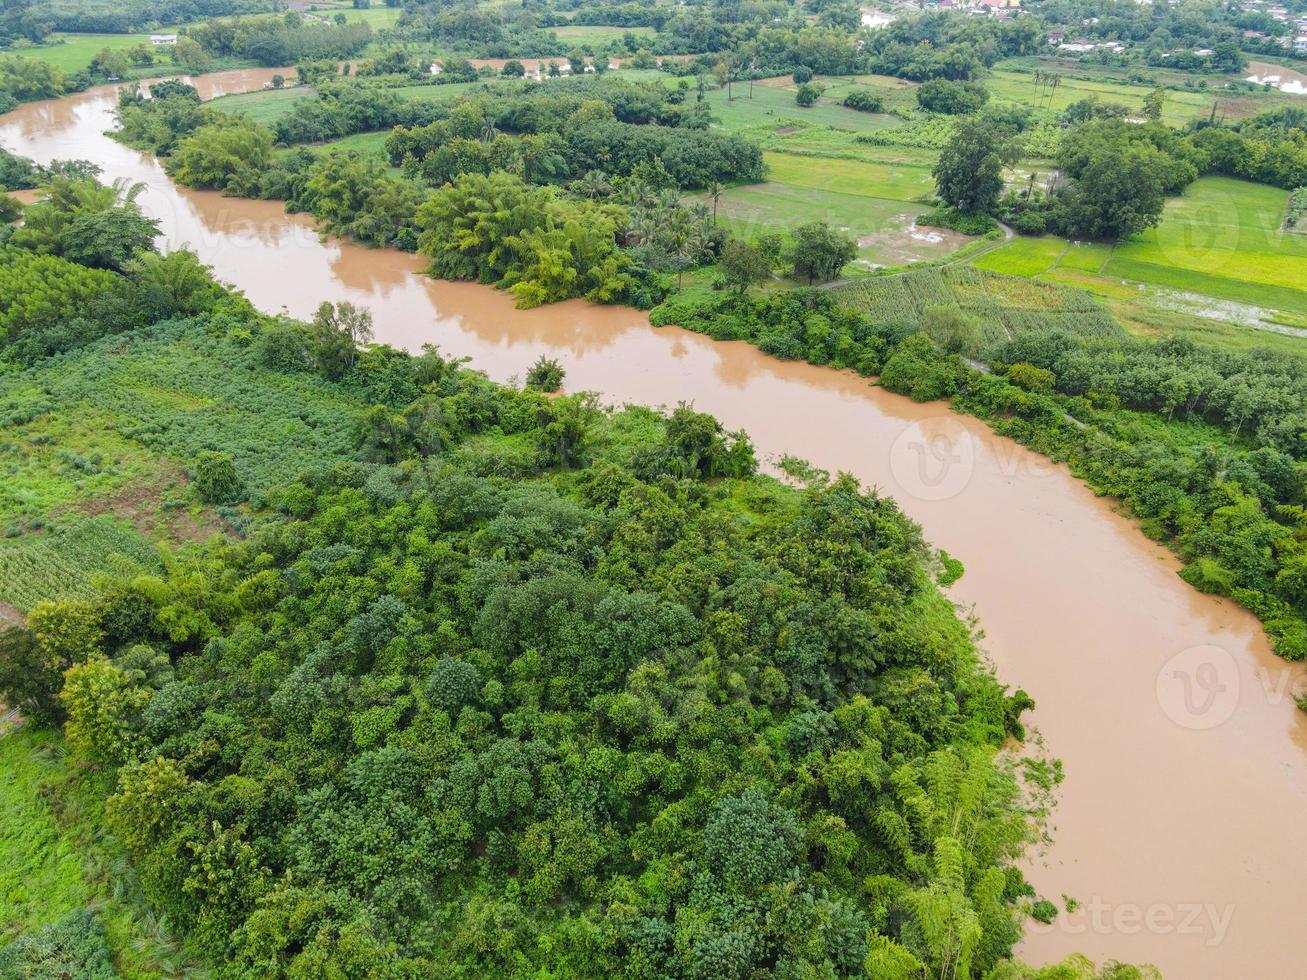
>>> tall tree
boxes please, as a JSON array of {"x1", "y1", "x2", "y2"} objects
[
  {"x1": 790, "y1": 222, "x2": 856, "y2": 285},
  {"x1": 933, "y1": 117, "x2": 1010, "y2": 215}
]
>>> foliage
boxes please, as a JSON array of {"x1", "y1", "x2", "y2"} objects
[
  {"x1": 719, "y1": 239, "x2": 773, "y2": 293},
  {"x1": 0, "y1": 147, "x2": 42, "y2": 192},
  {"x1": 651, "y1": 289, "x2": 896, "y2": 374},
  {"x1": 166, "y1": 118, "x2": 274, "y2": 191},
  {"x1": 415, "y1": 171, "x2": 636, "y2": 308},
  {"x1": 789, "y1": 221, "x2": 857, "y2": 285},
  {"x1": 0, "y1": 907, "x2": 115, "y2": 979},
  {"x1": 918, "y1": 207, "x2": 999, "y2": 236},
  {"x1": 10, "y1": 174, "x2": 159, "y2": 272},
  {"x1": 934, "y1": 117, "x2": 1011, "y2": 216},
  {"x1": 1053, "y1": 135, "x2": 1172, "y2": 240},
  {"x1": 565, "y1": 119, "x2": 766, "y2": 189},
  {"x1": 0, "y1": 55, "x2": 66, "y2": 103},
  {"x1": 192, "y1": 451, "x2": 243, "y2": 505},
  {"x1": 795, "y1": 82, "x2": 822, "y2": 108},
  {"x1": 843, "y1": 89, "x2": 885, "y2": 113},
  {"x1": 0, "y1": 247, "x2": 137, "y2": 361},
  {"x1": 37, "y1": 386, "x2": 1041, "y2": 974},
  {"x1": 916, "y1": 78, "x2": 990, "y2": 115},
  {"x1": 524, "y1": 354, "x2": 565, "y2": 392}
]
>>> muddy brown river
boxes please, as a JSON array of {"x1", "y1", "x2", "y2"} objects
[{"x1": 3, "y1": 70, "x2": 1305, "y2": 978}]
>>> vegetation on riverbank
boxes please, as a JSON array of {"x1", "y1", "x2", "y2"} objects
[
  {"x1": 0, "y1": 155, "x2": 1100, "y2": 976},
  {"x1": 649, "y1": 280, "x2": 1307, "y2": 662}
]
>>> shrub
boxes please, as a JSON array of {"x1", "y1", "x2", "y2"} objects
[
  {"x1": 917, "y1": 206, "x2": 998, "y2": 236},
  {"x1": 842, "y1": 90, "x2": 884, "y2": 113},
  {"x1": 525, "y1": 355, "x2": 565, "y2": 392},
  {"x1": 193, "y1": 450, "x2": 244, "y2": 504},
  {"x1": 1007, "y1": 362, "x2": 1055, "y2": 394},
  {"x1": 916, "y1": 78, "x2": 990, "y2": 115}
]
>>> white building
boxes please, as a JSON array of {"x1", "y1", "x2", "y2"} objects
[{"x1": 149, "y1": 34, "x2": 178, "y2": 45}]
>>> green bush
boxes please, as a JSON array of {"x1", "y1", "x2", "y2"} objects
[
  {"x1": 524, "y1": 355, "x2": 565, "y2": 392},
  {"x1": 192, "y1": 450, "x2": 243, "y2": 504},
  {"x1": 842, "y1": 89, "x2": 885, "y2": 113}
]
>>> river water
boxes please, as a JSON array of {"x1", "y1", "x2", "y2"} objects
[{"x1": 2, "y1": 70, "x2": 1305, "y2": 977}]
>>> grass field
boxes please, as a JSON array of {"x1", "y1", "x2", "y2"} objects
[
  {"x1": 973, "y1": 177, "x2": 1307, "y2": 350},
  {"x1": 702, "y1": 150, "x2": 970, "y2": 269},
  {"x1": 4, "y1": 33, "x2": 151, "y2": 73},
  {"x1": 283, "y1": 0, "x2": 403, "y2": 28},
  {"x1": 702, "y1": 79, "x2": 902, "y2": 134},
  {"x1": 209, "y1": 84, "x2": 315, "y2": 124},
  {"x1": 977, "y1": 178, "x2": 1307, "y2": 313},
  {"x1": 987, "y1": 69, "x2": 1218, "y2": 127},
  {"x1": 995, "y1": 55, "x2": 1298, "y2": 122},
  {"x1": 550, "y1": 25, "x2": 656, "y2": 45},
  {"x1": 0, "y1": 727, "x2": 193, "y2": 973}
]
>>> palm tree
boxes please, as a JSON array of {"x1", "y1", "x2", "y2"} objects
[
  {"x1": 572, "y1": 169, "x2": 612, "y2": 200},
  {"x1": 708, "y1": 180, "x2": 725, "y2": 225}
]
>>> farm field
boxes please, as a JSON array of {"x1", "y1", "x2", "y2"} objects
[
  {"x1": 208, "y1": 83, "x2": 314, "y2": 123},
  {"x1": 702, "y1": 150, "x2": 973, "y2": 270},
  {"x1": 3, "y1": 32, "x2": 152, "y2": 73},
  {"x1": 550, "y1": 25, "x2": 656, "y2": 45},
  {"x1": 291, "y1": 0, "x2": 403, "y2": 28},
  {"x1": 701, "y1": 79, "x2": 903, "y2": 134},
  {"x1": 0, "y1": 321, "x2": 366, "y2": 612},
  {"x1": 987, "y1": 68, "x2": 1217, "y2": 126},
  {"x1": 995, "y1": 55, "x2": 1298, "y2": 120},
  {"x1": 210, "y1": 79, "x2": 484, "y2": 132},
  {"x1": 973, "y1": 177, "x2": 1307, "y2": 348},
  {"x1": 976, "y1": 178, "x2": 1307, "y2": 309},
  {"x1": 834, "y1": 265, "x2": 1122, "y2": 345}
]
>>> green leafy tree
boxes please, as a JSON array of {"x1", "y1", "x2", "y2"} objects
[
  {"x1": 789, "y1": 221, "x2": 856, "y2": 284},
  {"x1": 525, "y1": 355, "x2": 566, "y2": 392},
  {"x1": 719, "y1": 239, "x2": 771, "y2": 293},
  {"x1": 167, "y1": 119, "x2": 274, "y2": 190},
  {"x1": 0, "y1": 626, "x2": 64, "y2": 724},
  {"x1": 311, "y1": 300, "x2": 374, "y2": 376},
  {"x1": 533, "y1": 392, "x2": 599, "y2": 468},
  {"x1": 1052, "y1": 140, "x2": 1169, "y2": 240},
  {"x1": 933, "y1": 117, "x2": 1009, "y2": 215}
]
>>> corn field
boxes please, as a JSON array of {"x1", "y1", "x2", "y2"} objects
[
  {"x1": 0, "y1": 517, "x2": 159, "y2": 613},
  {"x1": 833, "y1": 266, "x2": 1122, "y2": 344}
]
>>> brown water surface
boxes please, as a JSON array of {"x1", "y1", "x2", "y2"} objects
[{"x1": 2, "y1": 72, "x2": 1306, "y2": 978}]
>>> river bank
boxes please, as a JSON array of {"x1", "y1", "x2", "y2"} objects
[{"x1": 2, "y1": 70, "x2": 1306, "y2": 977}]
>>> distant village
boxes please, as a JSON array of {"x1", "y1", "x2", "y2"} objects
[{"x1": 860, "y1": 0, "x2": 1307, "y2": 66}]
